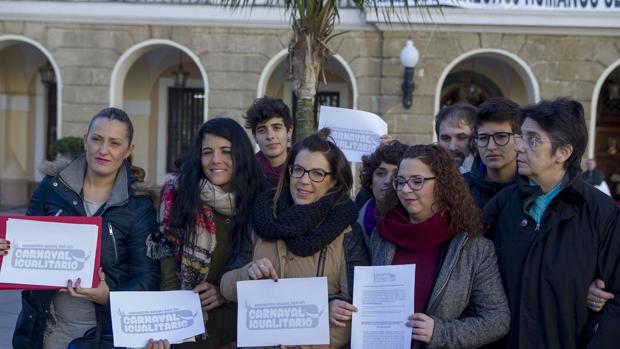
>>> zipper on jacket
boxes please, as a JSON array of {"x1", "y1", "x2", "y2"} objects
[
  {"x1": 54, "y1": 209, "x2": 63, "y2": 216},
  {"x1": 535, "y1": 223, "x2": 540, "y2": 232},
  {"x1": 108, "y1": 222, "x2": 119, "y2": 263},
  {"x1": 426, "y1": 236, "x2": 468, "y2": 312}
]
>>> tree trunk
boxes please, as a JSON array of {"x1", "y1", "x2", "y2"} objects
[{"x1": 290, "y1": 26, "x2": 321, "y2": 142}]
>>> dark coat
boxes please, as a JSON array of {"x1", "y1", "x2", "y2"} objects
[
  {"x1": 484, "y1": 169, "x2": 620, "y2": 349},
  {"x1": 13, "y1": 156, "x2": 161, "y2": 349},
  {"x1": 464, "y1": 156, "x2": 517, "y2": 209}
]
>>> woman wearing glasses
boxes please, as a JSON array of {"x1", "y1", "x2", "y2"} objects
[
  {"x1": 367, "y1": 144, "x2": 510, "y2": 348},
  {"x1": 484, "y1": 99, "x2": 620, "y2": 349},
  {"x1": 220, "y1": 129, "x2": 368, "y2": 348}
]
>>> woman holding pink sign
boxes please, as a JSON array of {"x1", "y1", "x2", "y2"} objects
[{"x1": 11, "y1": 107, "x2": 161, "y2": 349}]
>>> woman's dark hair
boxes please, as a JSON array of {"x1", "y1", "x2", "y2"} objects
[
  {"x1": 244, "y1": 96, "x2": 293, "y2": 135},
  {"x1": 521, "y1": 98, "x2": 587, "y2": 171},
  {"x1": 274, "y1": 128, "x2": 352, "y2": 207},
  {"x1": 167, "y1": 117, "x2": 267, "y2": 253},
  {"x1": 379, "y1": 144, "x2": 483, "y2": 236},
  {"x1": 87, "y1": 107, "x2": 134, "y2": 144},
  {"x1": 359, "y1": 140, "x2": 409, "y2": 194}
]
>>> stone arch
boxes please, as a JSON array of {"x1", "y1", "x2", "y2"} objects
[
  {"x1": 589, "y1": 59, "x2": 620, "y2": 158},
  {"x1": 0, "y1": 35, "x2": 62, "y2": 204},
  {"x1": 110, "y1": 39, "x2": 209, "y2": 184},
  {"x1": 434, "y1": 48, "x2": 540, "y2": 140},
  {"x1": 110, "y1": 39, "x2": 209, "y2": 117},
  {"x1": 257, "y1": 49, "x2": 358, "y2": 110},
  {"x1": 0, "y1": 34, "x2": 62, "y2": 136}
]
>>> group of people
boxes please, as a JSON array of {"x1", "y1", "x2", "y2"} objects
[{"x1": 0, "y1": 94, "x2": 618, "y2": 349}]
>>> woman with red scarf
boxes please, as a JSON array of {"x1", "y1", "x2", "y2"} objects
[{"x1": 350, "y1": 144, "x2": 509, "y2": 348}]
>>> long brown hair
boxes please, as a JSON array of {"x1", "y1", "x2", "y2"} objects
[{"x1": 379, "y1": 144, "x2": 483, "y2": 236}]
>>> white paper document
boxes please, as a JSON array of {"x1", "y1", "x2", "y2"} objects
[
  {"x1": 0, "y1": 218, "x2": 98, "y2": 287},
  {"x1": 318, "y1": 106, "x2": 388, "y2": 162},
  {"x1": 351, "y1": 265, "x2": 415, "y2": 349},
  {"x1": 110, "y1": 290, "x2": 205, "y2": 347},
  {"x1": 236, "y1": 277, "x2": 330, "y2": 347}
]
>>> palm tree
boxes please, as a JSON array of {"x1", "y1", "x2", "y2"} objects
[{"x1": 225, "y1": 0, "x2": 425, "y2": 140}]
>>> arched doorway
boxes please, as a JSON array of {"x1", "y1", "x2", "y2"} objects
[
  {"x1": 110, "y1": 40, "x2": 208, "y2": 184},
  {"x1": 592, "y1": 65, "x2": 620, "y2": 199},
  {"x1": 437, "y1": 50, "x2": 538, "y2": 110},
  {"x1": 433, "y1": 49, "x2": 539, "y2": 141},
  {"x1": 0, "y1": 35, "x2": 61, "y2": 206},
  {"x1": 258, "y1": 50, "x2": 358, "y2": 133}
]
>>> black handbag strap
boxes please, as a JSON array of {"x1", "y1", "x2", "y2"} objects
[{"x1": 316, "y1": 248, "x2": 327, "y2": 277}]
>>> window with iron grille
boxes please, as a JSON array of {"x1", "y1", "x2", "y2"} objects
[
  {"x1": 167, "y1": 87, "x2": 204, "y2": 172},
  {"x1": 292, "y1": 91, "x2": 340, "y2": 129}
]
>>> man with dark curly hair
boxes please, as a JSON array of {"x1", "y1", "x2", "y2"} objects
[
  {"x1": 244, "y1": 96, "x2": 293, "y2": 186},
  {"x1": 355, "y1": 140, "x2": 409, "y2": 236}
]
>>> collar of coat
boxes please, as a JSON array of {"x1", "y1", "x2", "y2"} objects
[
  {"x1": 38, "y1": 155, "x2": 160, "y2": 207},
  {"x1": 467, "y1": 155, "x2": 519, "y2": 192},
  {"x1": 516, "y1": 167, "x2": 585, "y2": 219}
]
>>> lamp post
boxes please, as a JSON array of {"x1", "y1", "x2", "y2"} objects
[
  {"x1": 400, "y1": 39, "x2": 419, "y2": 109},
  {"x1": 172, "y1": 52, "x2": 189, "y2": 88},
  {"x1": 39, "y1": 62, "x2": 56, "y2": 86}
]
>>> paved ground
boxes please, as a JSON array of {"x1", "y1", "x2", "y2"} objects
[{"x1": 0, "y1": 206, "x2": 26, "y2": 347}]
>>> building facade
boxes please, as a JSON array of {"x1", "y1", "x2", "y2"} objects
[{"x1": 1, "y1": 0, "x2": 619, "y2": 205}]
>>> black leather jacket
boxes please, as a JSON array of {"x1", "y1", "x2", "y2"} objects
[{"x1": 13, "y1": 156, "x2": 160, "y2": 349}]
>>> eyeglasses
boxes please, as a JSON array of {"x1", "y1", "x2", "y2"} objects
[
  {"x1": 289, "y1": 165, "x2": 332, "y2": 183},
  {"x1": 514, "y1": 134, "x2": 553, "y2": 150},
  {"x1": 475, "y1": 132, "x2": 513, "y2": 147},
  {"x1": 392, "y1": 175, "x2": 436, "y2": 191}
]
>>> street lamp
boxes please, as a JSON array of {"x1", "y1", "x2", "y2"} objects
[
  {"x1": 400, "y1": 39, "x2": 419, "y2": 109},
  {"x1": 39, "y1": 62, "x2": 56, "y2": 86},
  {"x1": 172, "y1": 52, "x2": 189, "y2": 88}
]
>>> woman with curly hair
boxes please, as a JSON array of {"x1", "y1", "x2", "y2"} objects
[{"x1": 365, "y1": 144, "x2": 510, "y2": 348}]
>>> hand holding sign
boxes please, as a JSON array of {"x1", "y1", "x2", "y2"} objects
[
  {"x1": 145, "y1": 339, "x2": 170, "y2": 349},
  {"x1": 61, "y1": 267, "x2": 110, "y2": 305},
  {"x1": 329, "y1": 299, "x2": 358, "y2": 327},
  {"x1": 247, "y1": 257, "x2": 279, "y2": 281},
  {"x1": 193, "y1": 281, "x2": 226, "y2": 311},
  {"x1": 0, "y1": 238, "x2": 9, "y2": 256}
]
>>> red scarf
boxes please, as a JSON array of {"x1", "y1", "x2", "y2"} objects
[
  {"x1": 379, "y1": 207, "x2": 456, "y2": 313},
  {"x1": 378, "y1": 207, "x2": 456, "y2": 251},
  {"x1": 256, "y1": 151, "x2": 286, "y2": 186}
]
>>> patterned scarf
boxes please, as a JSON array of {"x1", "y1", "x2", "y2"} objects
[{"x1": 158, "y1": 175, "x2": 235, "y2": 290}]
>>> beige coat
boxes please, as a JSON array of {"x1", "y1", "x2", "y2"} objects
[{"x1": 220, "y1": 227, "x2": 353, "y2": 349}]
